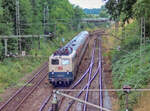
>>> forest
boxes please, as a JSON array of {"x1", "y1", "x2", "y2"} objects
[{"x1": 0, "y1": 0, "x2": 85, "y2": 60}]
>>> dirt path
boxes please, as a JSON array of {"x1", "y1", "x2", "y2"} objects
[{"x1": 102, "y1": 31, "x2": 120, "y2": 111}]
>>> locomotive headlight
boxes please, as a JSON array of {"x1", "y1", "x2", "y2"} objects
[
  {"x1": 67, "y1": 70, "x2": 69, "y2": 75},
  {"x1": 52, "y1": 70, "x2": 54, "y2": 74}
]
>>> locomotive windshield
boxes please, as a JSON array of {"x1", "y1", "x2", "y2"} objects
[
  {"x1": 51, "y1": 59, "x2": 59, "y2": 65},
  {"x1": 62, "y1": 59, "x2": 70, "y2": 65}
]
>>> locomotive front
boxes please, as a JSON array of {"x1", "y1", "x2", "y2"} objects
[
  {"x1": 49, "y1": 51, "x2": 75, "y2": 86},
  {"x1": 49, "y1": 31, "x2": 89, "y2": 86}
]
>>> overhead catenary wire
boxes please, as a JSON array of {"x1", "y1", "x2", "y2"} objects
[
  {"x1": 57, "y1": 88, "x2": 150, "y2": 92},
  {"x1": 0, "y1": 35, "x2": 52, "y2": 39},
  {"x1": 56, "y1": 91, "x2": 111, "y2": 111}
]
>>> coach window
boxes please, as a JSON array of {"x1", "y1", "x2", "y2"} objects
[{"x1": 51, "y1": 59, "x2": 59, "y2": 65}]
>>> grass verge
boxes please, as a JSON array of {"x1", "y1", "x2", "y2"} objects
[{"x1": 0, "y1": 30, "x2": 79, "y2": 93}]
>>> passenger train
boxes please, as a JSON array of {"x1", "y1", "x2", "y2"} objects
[{"x1": 49, "y1": 31, "x2": 89, "y2": 86}]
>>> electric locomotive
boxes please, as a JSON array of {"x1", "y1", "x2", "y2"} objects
[{"x1": 49, "y1": 31, "x2": 89, "y2": 86}]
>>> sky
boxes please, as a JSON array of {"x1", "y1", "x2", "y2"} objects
[{"x1": 69, "y1": 0, "x2": 106, "y2": 9}]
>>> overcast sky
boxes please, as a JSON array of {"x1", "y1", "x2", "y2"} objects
[{"x1": 69, "y1": 0, "x2": 106, "y2": 9}]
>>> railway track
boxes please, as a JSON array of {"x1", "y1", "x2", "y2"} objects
[
  {"x1": 0, "y1": 62, "x2": 49, "y2": 111},
  {"x1": 38, "y1": 36, "x2": 97, "y2": 111},
  {"x1": 0, "y1": 31, "x2": 104, "y2": 111},
  {"x1": 63, "y1": 37, "x2": 103, "y2": 111},
  {"x1": 39, "y1": 33, "x2": 104, "y2": 111}
]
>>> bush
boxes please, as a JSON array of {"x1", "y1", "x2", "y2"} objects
[{"x1": 111, "y1": 21, "x2": 150, "y2": 110}]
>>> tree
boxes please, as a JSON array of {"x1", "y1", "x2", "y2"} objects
[
  {"x1": 0, "y1": 0, "x2": 85, "y2": 60},
  {"x1": 106, "y1": 0, "x2": 137, "y2": 23},
  {"x1": 99, "y1": 5, "x2": 110, "y2": 18},
  {"x1": 133, "y1": 0, "x2": 150, "y2": 19},
  {"x1": 0, "y1": 0, "x2": 17, "y2": 57},
  {"x1": 73, "y1": 6, "x2": 85, "y2": 31},
  {"x1": 1, "y1": 0, "x2": 15, "y2": 34},
  {"x1": 48, "y1": 0, "x2": 84, "y2": 34},
  {"x1": 20, "y1": 0, "x2": 33, "y2": 34},
  {"x1": 30, "y1": 0, "x2": 43, "y2": 34},
  {"x1": 106, "y1": 0, "x2": 150, "y2": 35}
]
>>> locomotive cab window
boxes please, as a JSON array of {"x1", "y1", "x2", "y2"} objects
[
  {"x1": 62, "y1": 59, "x2": 70, "y2": 65},
  {"x1": 51, "y1": 59, "x2": 59, "y2": 65}
]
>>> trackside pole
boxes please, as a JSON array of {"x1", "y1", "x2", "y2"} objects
[
  {"x1": 4, "y1": 39, "x2": 8, "y2": 56},
  {"x1": 52, "y1": 90, "x2": 58, "y2": 111},
  {"x1": 123, "y1": 85, "x2": 131, "y2": 111},
  {"x1": 56, "y1": 91, "x2": 111, "y2": 111}
]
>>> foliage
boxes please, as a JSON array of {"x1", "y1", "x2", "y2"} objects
[
  {"x1": 99, "y1": 6, "x2": 110, "y2": 18},
  {"x1": 0, "y1": 0, "x2": 85, "y2": 60},
  {"x1": 73, "y1": 6, "x2": 85, "y2": 31},
  {"x1": 112, "y1": 45, "x2": 150, "y2": 110},
  {"x1": 106, "y1": 0, "x2": 150, "y2": 36},
  {"x1": 20, "y1": 0, "x2": 33, "y2": 34},
  {"x1": 111, "y1": 21, "x2": 150, "y2": 110},
  {"x1": 133, "y1": 0, "x2": 150, "y2": 19},
  {"x1": 0, "y1": 30, "x2": 78, "y2": 92},
  {"x1": 106, "y1": 0, "x2": 137, "y2": 23},
  {"x1": 0, "y1": 0, "x2": 3, "y2": 16}
]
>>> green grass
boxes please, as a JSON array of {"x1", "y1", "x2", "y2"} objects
[
  {"x1": 112, "y1": 46, "x2": 150, "y2": 110},
  {"x1": 0, "y1": 30, "x2": 79, "y2": 93},
  {"x1": 0, "y1": 97, "x2": 2, "y2": 102},
  {"x1": 111, "y1": 20, "x2": 150, "y2": 110}
]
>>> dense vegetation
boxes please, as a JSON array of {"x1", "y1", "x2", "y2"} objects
[
  {"x1": 99, "y1": 6, "x2": 110, "y2": 18},
  {"x1": 0, "y1": 31, "x2": 78, "y2": 95},
  {"x1": 106, "y1": 0, "x2": 150, "y2": 27},
  {"x1": 0, "y1": 0, "x2": 87, "y2": 96},
  {"x1": 0, "y1": 0, "x2": 85, "y2": 60},
  {"x1": 105, "y1": 0, "x2": 150, "y2": 110}
]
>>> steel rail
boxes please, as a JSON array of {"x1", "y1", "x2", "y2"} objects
[
  {"x1": 65, "y1": 40, "x2": 98, "y2": 111},
  {"x1": 98, "y1": 39, "x2": 103, "y2": 111},
  {"x1": 47, "y1": 40, "x2": 96, "y2": 111},
  {"x1": 83, "y1": 40, "x2": 96, "y2": 111},
  {"x1": 14, "y1": 72, "x2": 49, "y2": 111},
  {"x1": 43, "y1": 64, "x2": 92, "y2": 111},
  {"x1": 41, "y1": 52, "x2": 93, "y2": 111},
  {"x1": 65, "y1": 63, "x2": 100, "y2": 111},
  {"x1": 0, "y1": 63, "x2": 48, "y2": 111},
  {"x1": 39, "y1": 94, "x2": 52, "y2": 111},
  {"x1": 71, "y1": 39, "x2": 97, "y2": 89},
  {"x1": 45, "y1": 63, "x2": 93, "y2": 111},
  {"x1": 45, "y1": 39, "x2": 96, "y2": 111},
  {"x1": 56, "y1": 91, "x2": 111, "y2": 111},
  {"x1": 71, "y1": 64, "x2": 91, "y2": 89}
]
